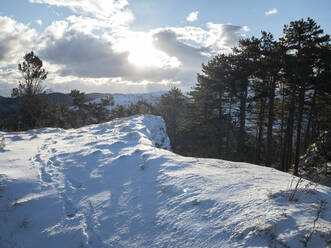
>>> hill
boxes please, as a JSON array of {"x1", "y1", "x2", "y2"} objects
[{"x1": 0, "y1": 115, "x2": 331, "y2": 247}]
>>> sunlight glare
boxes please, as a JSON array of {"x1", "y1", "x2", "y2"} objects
[{"x1": 125, "y1": 34, "x2": 181, "y2": 68}]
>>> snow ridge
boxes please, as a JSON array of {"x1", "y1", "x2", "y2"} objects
[{"x1": 0, "y1": 115, "x2": 331, "y2": 248}]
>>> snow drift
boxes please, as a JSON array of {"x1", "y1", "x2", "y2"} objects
[{"x1": 0, "y1": 115, "x2": 331, "y2": 248}]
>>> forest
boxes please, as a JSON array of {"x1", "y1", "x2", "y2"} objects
[
  {"x1": 162, "y1": 17, "x2": 331, "y2": 177},
  {"x1": 2, "y1": 18, "x2": 331, "y2": 177}
]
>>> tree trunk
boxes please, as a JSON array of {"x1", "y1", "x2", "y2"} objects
[
  {"x1": 256, "y1": 97, "x2": 266, "y2": 164},
  {"x1": 294, "y1": 86, "x2": 305, "y2": 175},
  {"x1": 266, "y1": 78, "x2": 276, "y2": 167},
  {"x1": 236, "y1": 86, "x2": 248, "y2": 161},
  {"x1": 280, "y1": 83, "x2": 285, "y2": 162},
  {"x1": 303, "y1": 90, "x2": 316, "y2": 150},
  {"x1": 281, "y1": 81, "x2": 296, "y2": 172},
  {"x1": 217, "y1": 95, "x2": 224, "y2": 157},
  {"x1": 225, "y1": 96, "x2": 233, "y2": 158},
  {"x1": 287, "y1": 114, "x2": 294, "y2": 170}
]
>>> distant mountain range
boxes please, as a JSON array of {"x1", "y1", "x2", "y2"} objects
[
  {"x1": 86, "y1": 92, "x2": 164, "y2": 109},
  {"x1": 0, "y1": 92, "x2": 164, "y2": 118}
]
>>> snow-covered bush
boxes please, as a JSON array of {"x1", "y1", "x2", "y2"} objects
[{"x1": 299, "y1": 130, "x2": 331, "y2": 187}]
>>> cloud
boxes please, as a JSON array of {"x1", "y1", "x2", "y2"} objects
[
  {"x1": 38, "y1": 20, "x2": 249, "y2": 91},
  {"x1": 153, "y1": 22, "x2": 249, "y2": 55},
  {"x1": 186, "y1": 11, "x2": 199, "y2": 22},
  {"x1": 265, "y1": 8, "x2": 278, "y2": 16},
  {"x1": 153, "y1": 30, "x2": 209, "y2": 70},
  {"x1": 40, "y1": 26, "x2": 181, "y2": 82},
  {"x1": 0, "y1": 16, "x2": 39, "y2": 66},
  {"x1": 0, "y1": 17, "x2": 42, "y2": 96},
  {"x1": 35, "y1": 19, "x2": 42, "y2": 25},
  {"x1": 241, "y1": 26, "x2": 250, "y2": 32},
  {"x1": 150, "y1": 23, "x2": 248, "y2": 86},
  {"x1": 29, "y1": 0, "x2": 134, "y2": 28},
  {"x1": 205, "y1": 23, "x2": 248, "y2": 51}
]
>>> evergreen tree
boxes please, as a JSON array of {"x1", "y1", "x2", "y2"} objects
[
  {"x1": 279, "y1": 18, "x2": 331, "y2": 174},
  {"x1": 158, "y1": 87, "x2": 186, "y2": 149},
  {"x1": 12, "y1": 51, "x2": 48, "y2": 98},
  {"x1": 259, "y1": 32, "x2": 282, "y2": 167},
  {"x1": 11, "y1": 51, "x2": 51, "y2": 130}
]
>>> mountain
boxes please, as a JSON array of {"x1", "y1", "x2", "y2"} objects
[
  {"x1": 0, "y1": 115, "x2": 331, "y2": 247},
  {"x1": 86, "y1": 92, "x2": 164, "y2": 108}
]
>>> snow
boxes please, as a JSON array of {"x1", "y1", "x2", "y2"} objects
[{"x1": 0, "y1": 115, "x2": 331, "y2": 248}]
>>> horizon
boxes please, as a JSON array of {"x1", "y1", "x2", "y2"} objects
[
  {"x1": 1, "y1": 0, "x2": 331, "y2": 97},
  {"x1": 0, "y1": 90, "x2": 167, "y2": 98}
]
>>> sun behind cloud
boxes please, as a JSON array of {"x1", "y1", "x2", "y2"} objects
[{"x1": 121, "y1": 33, "x2": 181, "y2": 68}]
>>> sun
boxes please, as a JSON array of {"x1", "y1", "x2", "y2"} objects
[
  {"x1": 119, "y1": 33, "x2": 181, "y2": 68},
  {"x1": 128, "y1": 37, "x2": 160, "y2": 67}
]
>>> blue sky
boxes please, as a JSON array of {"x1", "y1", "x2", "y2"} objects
[
  {"x1": 1, "y1": 0, "x2": 331, "y2": 96},
  {"x1": 130, "y1": 0, "x2": 331, "y2": 36}
]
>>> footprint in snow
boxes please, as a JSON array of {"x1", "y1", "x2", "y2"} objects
[
  {"x1": 34, "y1": 154, "x2": 42, "y2": 163},
  {"x1": 68, "y1": 178, "x2": 82, "y2": 189},
  {"x1": 40, "y1": 167, "x2": 52, "y2": 183},
  {"x1": 47, "y1": 158, "x2": 60, "y2": 167},
  {"x1": 62, "y1": 193, "x2": 78, "y2": 218}
]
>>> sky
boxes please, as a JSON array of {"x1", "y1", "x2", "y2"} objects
[{"x1": 0, "y1": 0, "x2": 331, "y2": 96}]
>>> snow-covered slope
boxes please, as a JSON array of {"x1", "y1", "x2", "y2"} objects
[{"x1": 0, "y1": 115, "x2": 331, "y2": 248}]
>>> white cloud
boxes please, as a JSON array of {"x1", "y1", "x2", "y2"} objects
[
  {"x1": 152, "y1": 30, "x2": 209, "y2": 69},
  {"x1": 186, "y1": 11, "x2": 199, "y2": 22},
  {"x1": 265, "y1": 8, "x2": 278, "y2": 16},
  {"x1": 35, "y1": 19, "x2": 42, "y2": 25},
  {"x1": 241, "y1": 25, "x2": 250, "y2": 32},
  {"x1": 0, "y1": 16, "x2": 39, "y2": 66},
  {"x1": 43, "y1": 20, "x2": 69, "y2": 40},
  {"x1": 39, "y1": 26, "x2": 182, "y2": 83},
  {"x1": 153, "y1": 22, "x2": 249, "y2": 55},
  {"x1": 29, "y1": 0, "x2": 134, "y2": 28},
  {"x1": 37, "y1": 20, "x2": 249, "y2": 91}
]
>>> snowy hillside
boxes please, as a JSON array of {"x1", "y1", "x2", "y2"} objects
[{"x1": 0, "y1": 115, "x2": 331, "y2": 248}]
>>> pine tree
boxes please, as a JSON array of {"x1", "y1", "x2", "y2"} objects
[
  {"x1": 158, "y1": 87, "x2": 186, "y2": 149},
  {"x1": 11, "y1": 51, "x2": 50, "y2": 129},
  {"x1": 280, "y1": 18, "x2": 331, "y2": 174}
]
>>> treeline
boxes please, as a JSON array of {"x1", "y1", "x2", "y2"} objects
[
  {"x1": 158, "y1": 18, "x2": 331, "y2": 175},
  {"x1": 3, "y1": 90, "x2": 115, "y2": 130},
  {"x1": 2, "y1": 52, "x2": 115, "y2": 130}
]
